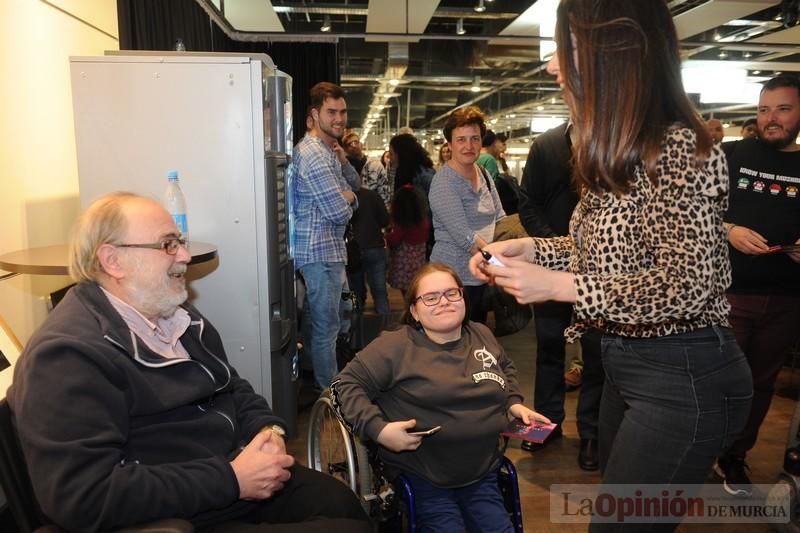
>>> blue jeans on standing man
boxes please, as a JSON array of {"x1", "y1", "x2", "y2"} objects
[
  {"x1": 592, "y1": 326, "x2": 753, "y2": 532},
  {"x1": 299, "y1": 262, "x2": 348, "y2": 390}
]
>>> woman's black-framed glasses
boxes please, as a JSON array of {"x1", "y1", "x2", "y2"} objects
[
  {"x1": 115, "y1": 237, "x2": 187, "y2": 255},
  {"x1": 415, "y1": 287, "x2": 464, "y2": 307}
]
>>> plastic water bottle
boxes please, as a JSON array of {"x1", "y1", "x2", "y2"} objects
[{"x1": 165, "y1": 171, "x2": 188, "y2": 239}]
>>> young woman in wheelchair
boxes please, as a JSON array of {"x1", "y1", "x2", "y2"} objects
[{"x1": 331, "y1": 262, "x2": 549, "y2": 532}]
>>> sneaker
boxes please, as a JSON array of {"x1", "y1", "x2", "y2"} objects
[
  {"x1": 565, "y1": 362, "x2": 583, "y2": 390},
  {"x1": 714, "y1": 456, "x2": 753, "y2": 497}
]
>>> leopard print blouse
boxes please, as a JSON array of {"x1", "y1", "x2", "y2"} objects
[{"x1": 531, "y1": 126, "x2": 731, "y2": 341}]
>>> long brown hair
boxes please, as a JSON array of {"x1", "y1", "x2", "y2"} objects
[{"x1": 556, "y1": 0, "x2": 712, "y2": 194}]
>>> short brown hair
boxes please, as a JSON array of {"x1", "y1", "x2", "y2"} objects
[
  {"x1": 400, "y1": 263, "x2": 470, "y2": 328},
  {"x1": 442, "y1": 106, "x2": 487, "y2": 143},
  {"x1": 309, "y1": 81, "x2": 345, "y2": 111}
]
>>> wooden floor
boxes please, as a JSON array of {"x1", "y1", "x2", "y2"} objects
[{"x1": 287, "y1": 288, "x2": 798, "y2": 532}]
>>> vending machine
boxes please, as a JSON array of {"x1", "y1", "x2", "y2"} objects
[{"x1": 70, "y1": 52, "x2": 299, "y2": 434}]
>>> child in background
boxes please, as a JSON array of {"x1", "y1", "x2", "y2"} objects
[{"x1": 386, "y1": 185, "x2": 429, "y2": 297}]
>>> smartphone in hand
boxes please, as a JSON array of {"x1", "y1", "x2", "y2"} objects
[{"x1": 408, "y1": 425, "x2": 442, "y2": 437}]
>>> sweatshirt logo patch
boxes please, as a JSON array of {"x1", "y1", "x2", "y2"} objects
[
  {"x1": 474, "y1": 346, "x2": 498, "y2": 369},
  {"x1": 472, "y1": 371, "x2": 506, "y2": 389}
]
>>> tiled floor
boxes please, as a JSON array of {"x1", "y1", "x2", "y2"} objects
[{"x1": 288, "y1": 288, "x2": 798, "y2": 532}]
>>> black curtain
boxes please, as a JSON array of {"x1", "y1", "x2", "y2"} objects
[{"x1": 117, "y1": 0, "x2": 339, "y2": 145}]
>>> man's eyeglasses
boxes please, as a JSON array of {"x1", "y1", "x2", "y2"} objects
[
  {"x1": 115, "y1": 237, "x2": 187, "y2": 255},
  {"x1": 415, "y1": 287, "x2": 464, "y2": 307}
]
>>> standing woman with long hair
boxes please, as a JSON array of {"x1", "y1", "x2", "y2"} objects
[
  {"x1": 390, "y1": 133, "x2": 436, "y2": 198},
  {"x1": 471, "y1": 1, "x2": 752, "y2": 530}
]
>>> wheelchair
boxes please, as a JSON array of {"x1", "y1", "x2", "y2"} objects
[{"x1": 307, "y1": 390, "x2": 524, "y2": 532}]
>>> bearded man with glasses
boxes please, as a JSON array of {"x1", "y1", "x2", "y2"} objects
[{"x1": 8, "y1": 192, "x2": 371, "y2": 532}]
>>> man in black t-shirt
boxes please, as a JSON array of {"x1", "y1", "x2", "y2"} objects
[{"x1": 716, "y1": 75, "x2": 800, "y2": 497}]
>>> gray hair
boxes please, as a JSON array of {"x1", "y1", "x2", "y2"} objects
[{"x1": 68, "y1": 192, "x2": 139, "y2": 282}]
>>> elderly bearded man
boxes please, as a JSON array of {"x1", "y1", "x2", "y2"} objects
[{"x1": 8, "y1": 193, "x2": 371, "y2": 532}]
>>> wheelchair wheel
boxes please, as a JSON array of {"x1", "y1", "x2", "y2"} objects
[{"x1": 307, "y1": 391, "x2": 372, "y2": 503}]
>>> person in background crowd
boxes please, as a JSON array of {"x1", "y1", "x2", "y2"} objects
[
  {"x1": 437, "y1": 143, "x2": 452, "y2": 170},
  {"x1": 471, "y1": 2, "x2": 752, "y2": 530},
  {"x1": 390, "y1": 133, "x2": 436, "y2": 198},
  {"x1": 290, "y1": 81, "x2": 358, "y2": 390},
  {"x1": 740, "y1": 117, "x2": 758, "y2": 139},
  {"x1": 342, "y1": 130, "x2": 392, "y2": 207},
  {"x1": 381, "y1": 150, "x2": 391, "y2": 168},
  {"x1": 386, "y1": 184, "x2": 430, "y2": 297},
  {"x1": 516, "y1": 122, "x2": 603, "y2": 471},
  {"x1": 8, "y1": 193, "x2": 371, "y2": 532},
  {"x1": 476, "y1": 130, "x2": 507, "y2": 179},
  {"x1": 333, "y1": 262, "x2": 548, "y2": 533},
  {"x1": 494, "y1": 155, "x2": 521, "y2": 216},
  {"x1": 715, "y1": 74, "x2": 800, "y2": 497},
  {"x1": 430, "y1": 106, "x2": 505, "y2": 324},
  {"x1": 347, "y1": 186, "x2": 391, "y2": 319},
  {"x1": 707, "y1": 118, "x2": 725, "y2": 143}
]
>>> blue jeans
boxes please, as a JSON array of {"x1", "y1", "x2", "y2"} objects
[
  {"x1": 403, "y1": 466, "x2": 513, "y2": 533},
  {"x1": 347, "y1": 247, "x2": 390, "y2": 315},
  {"x1": 592, "y1": 326, "x2": 753, "y2": 532},
  {"x1": 299, "y1": 262, "x2": 347, "y2": 389}
]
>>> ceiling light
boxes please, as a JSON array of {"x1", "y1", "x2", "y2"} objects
[
  {"x1": 456, "y1": 18, "x2": 466, "y2": 35},
  {"x1": 388, "y1": 79, "x2": 400, "y2": 86},
  {"x1": 470, "y1": 76, "x2": 481, "y2": 92},
  {"x1": 752, "y1": 70, "x2": 761, "y2": 75},
  {"x1": 474, "y1": 0, "x2": 486, "y2": 13},
  {"x1": 718, "y1": 50, "x2": 728, "y2": 59},
  {"x1": 743, "y1": 51, "x2": 752, "y2": 59},
  {"x1": 320, "y1": 15, "x2": 331, "y2": 32},
  {"x1": 713, "y1": 31, "x2": 722, "y2": 41},
  {"x1": 537, "y1": 105, "x2": 545, "y2": 111}
]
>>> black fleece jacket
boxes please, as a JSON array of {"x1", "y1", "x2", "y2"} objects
[{"x1": 8, "y1": 282, "x2": 285, "y2": 532}]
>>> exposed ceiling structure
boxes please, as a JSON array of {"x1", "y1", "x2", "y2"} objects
[{"x1": 198, "y1": 0, "x2": 800, "y2": 151}]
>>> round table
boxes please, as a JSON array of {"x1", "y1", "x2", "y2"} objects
[{"x1": 0, "y1": 242, "x2": 217, "y2": 276}]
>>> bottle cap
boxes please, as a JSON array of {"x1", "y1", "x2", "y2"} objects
[{"x1": 167, "y1": 170, "x2": 179, "y2": 181}]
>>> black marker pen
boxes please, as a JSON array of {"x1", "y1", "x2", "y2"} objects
[{"x1": 480, "y1": 249, "x2": 506, "y2": 267}]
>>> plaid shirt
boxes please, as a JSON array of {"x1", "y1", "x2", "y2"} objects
[{"x1": 289, "y1": 134, "x2": 356, "y2": 269}]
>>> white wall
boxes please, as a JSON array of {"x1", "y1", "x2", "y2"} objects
[{"x1": 0, "y1": 0, "x2": 119, "y2": 344}]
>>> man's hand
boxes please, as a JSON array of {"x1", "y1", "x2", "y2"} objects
[
  {"x1": 342, "y1": 190, "x2": 356, "y2": 205},
  {"x1": 728, "y1": 225, "x2": 769, "y2": 255},
  {"x1": 332, "y1": 142, "x2": 349, "y2": 165},
  {"x1": 231, "y1": 431, "x2": 294, "y2": 500},
  {"x1": 376, "y1": 419, "x2": 423, "y2": 452},
  {"x1": 257, "y1": 426, "x2": 287, "y2": 455}
]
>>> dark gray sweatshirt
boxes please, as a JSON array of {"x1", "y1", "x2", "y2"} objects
[{"x1": 331, "y1": 322, "x2": 524, "y2": 488}]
